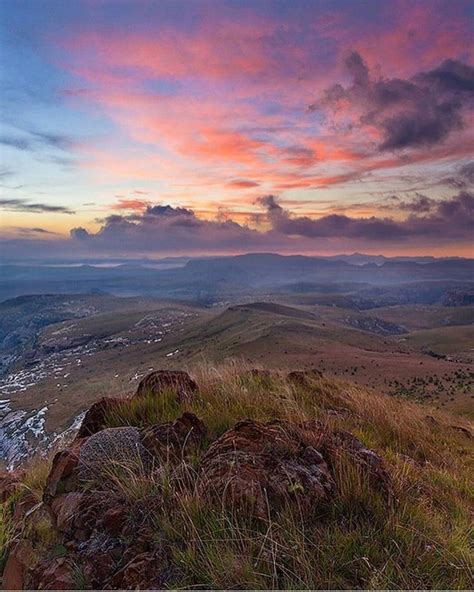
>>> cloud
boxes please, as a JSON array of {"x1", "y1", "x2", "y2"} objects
[
  {"x1": 0, "y1": 130, "x2": 72, "y2": 152},
  {"x1": 315, "y1": 53, "x2": 474, "y2": 151},
  {"x1": 0, "y1": 198, "x2": 75, "y2": 214},
  {"x1": 259, "y1": 193, "x2": 473, "y2": 241},
  {"x1": 14, "y1": 227, "x2": 58, "y2": 235},
  {"x1": 69, "y1": 204, "x2": 270, "y2": 254},
  {"x1": 226, "y1": 179, "x2": 260, "y2": 189},
  {"x1": 386, "y1": 194, "x2": 436, "y2": 213},
  {"x1": 3, "y1": 191, "x2": 473, "y2": 259},
  {"x1": 112, "y1": 198, "x2": 150, "y2": 211},
  {"x1": 443, "y1": 162, "x2": 474, "y2": 189},
  {"x1": 63, "y1": 192, "x2": 474, "y2": 257},
  {"x1": 0, "y1": 136, "x2": 31, "y2": 151}
]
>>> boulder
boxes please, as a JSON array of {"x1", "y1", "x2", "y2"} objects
[
  {"x1": 198, "y1": 419, "x2": 335, "y2": 520},
  {"x1": 76, "y1": 396, "x2": 123, "y2": 438},
  {"x1": 78, "y1": 426, "x2": 149, "y2": 484},
  {"x1": 135, "y1": 370, "x2": 198, "y2": 403},
  {"x1": 43, "y1": 439, "x2": 85, "y2": 503},
  {"x1": 141, "y1": 412, "x2": 207, "y2": 462},
  {"x1": 2, "y1": 540, "x2": 36, "y2": 590}
]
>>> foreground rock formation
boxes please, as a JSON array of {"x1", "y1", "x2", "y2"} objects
[{"x1": 1, "y1": 370, "x2": 395, "y2": 590}]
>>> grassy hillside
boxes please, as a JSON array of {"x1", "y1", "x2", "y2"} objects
[
  {"x1": 2, "y1": 298, "x2": 472, "y2": 473},
  {"x1": 2, "y1": 364, "x2": 472, "y2": 589}
]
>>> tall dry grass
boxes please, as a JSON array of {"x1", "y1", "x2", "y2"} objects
[{"x1": 7, "y1": 360, "x2": 474, "y2": 589}]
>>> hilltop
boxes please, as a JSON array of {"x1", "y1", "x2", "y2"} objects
[
  {"x1": 2, "y1": 293, "x2": 473, "y2": 470},
  {"x1": 1, "y1": 365, "x2": 472, "y2": 590}
]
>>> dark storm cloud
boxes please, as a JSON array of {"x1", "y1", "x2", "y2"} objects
[
  {"x1": 80, "y1": 194, "x2": 472, "y2": 249},
  {"x1": 258, "y1": 194, "x2": 473, "y2": 241},
  {"x1": 315, "y1": 53, "x2": 474, "y2": 151},
  {"x1": 0, "y1": 198, "x2": 75, "y2": 214},
  {"x1": 70, "y1": 203, "x2": 269, "y2": 252},
  {"x1": 7, "y1": 193, "x2": 473, "y2": 259},
  {"x1": 258, "y1": 195, "x2": 406, "y2": 240}
]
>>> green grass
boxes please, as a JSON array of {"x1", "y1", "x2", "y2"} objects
[{"x1": 406, "y1": 324, "x2": 474, "y2": 355}]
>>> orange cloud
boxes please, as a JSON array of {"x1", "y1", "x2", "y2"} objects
[{"x1": 112, "y1": 198, "x2": 149, "y2": 211}]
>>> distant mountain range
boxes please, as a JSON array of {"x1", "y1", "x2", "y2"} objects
[{"x1": 1, "y1": 252, "x2": 473, "y2": 303}]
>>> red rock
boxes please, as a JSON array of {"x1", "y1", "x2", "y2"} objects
[
  {"x1": 198, "y1": 419, "x2": 335, "y2": 520},
  {"x1": 141, "y1": 412, "x2": 207, "y2": 462},
  {"x1": 43, "y1": 439, "x2": 85, "y2": 503},
  {"x1": 101, "y1": 504, "x2": 128, "y2": 536},
  {"x1": 135, "y1": 370, "x2": 198, "y2": 403},
  {"x1": 76, "y1": 397, "x2": 123, "y2": 438},
  {"x1": 51, "y1": 492, "x2": 84, "y2": 533},
  {"x1": 35, "y1": 557, "x2": 75, "y2": 590},
  {"x1": 2, "y1": 540, "x2": 36, "y2": 590}
]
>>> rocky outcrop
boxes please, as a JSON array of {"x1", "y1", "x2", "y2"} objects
[
  {"x1": 135, "y1": 369, "x2": 198, "y2": 402},
  {"x1": 141, "y1": 412, "x2": 207, "y2": 462},
  {"x1": 198, "y1": 419, "x2": 335, "y2": 520},
  {"x1": 2, "y1": 370, "x2": 396, "y2": 590}
]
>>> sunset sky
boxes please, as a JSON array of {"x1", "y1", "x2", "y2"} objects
[{"x1": 1, "y1": 0, "x2": 473, "y2": 258}]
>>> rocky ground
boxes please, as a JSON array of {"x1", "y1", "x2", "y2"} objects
[
  {"x1": 0, "y1": 307, "x2": 199, "y2": 470},
  {"x1": 1, "y1": 368, "x2": 472, "y2": 590}
]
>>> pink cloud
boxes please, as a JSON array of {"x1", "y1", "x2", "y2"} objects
[{"x1": 53, "y1": 1, "x2": 472, "y2": 211}]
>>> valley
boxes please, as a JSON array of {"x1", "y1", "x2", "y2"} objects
[{"x1": 1, "y1": 273, "x2": 473, "y2": 468}]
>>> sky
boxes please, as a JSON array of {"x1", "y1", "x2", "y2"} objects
[{"x1": 0, "y1": 0, "x2": 473, "y2": 259}]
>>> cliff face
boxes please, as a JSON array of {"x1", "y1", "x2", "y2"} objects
[{"x1": 1, "y1": 367, "x2": 472, "y2": 590}]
